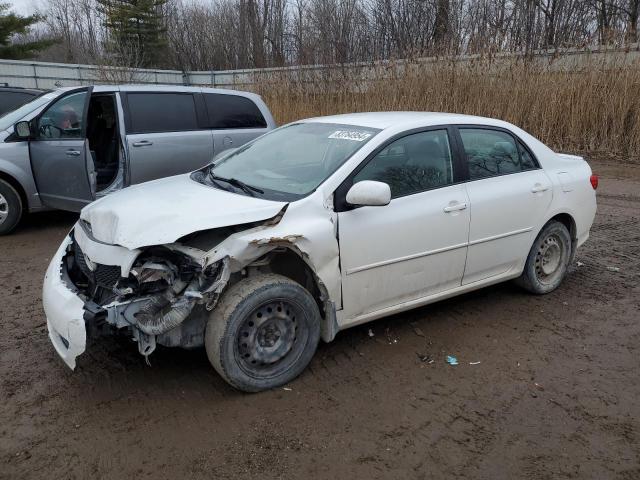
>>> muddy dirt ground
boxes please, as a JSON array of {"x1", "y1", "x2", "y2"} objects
[{"x1": 1, "y1": 159, "x2": 639, "y2": 479}]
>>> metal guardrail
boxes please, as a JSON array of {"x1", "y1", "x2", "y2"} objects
[{"x1": 0, "y1": 43, "x2": 638, "y2": 90}]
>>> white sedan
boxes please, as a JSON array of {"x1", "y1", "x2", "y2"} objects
[{"x1": 43, "y1": 112, "x2": 597, "y2": 391}]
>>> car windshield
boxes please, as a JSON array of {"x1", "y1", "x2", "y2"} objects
[
  {"x1": 0, "y1": 91, "x2": 57, "y2": 131},
  {"x1": 197, "y1": 122, "x2": 380, "y2": 201}
]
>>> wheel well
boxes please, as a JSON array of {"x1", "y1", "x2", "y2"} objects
[
  {"x1": 262, "y1": 248, "x2": 325, "y2": 314},
  {"x1": 549, "y1": 213, "x2": 576, "y2": 242},
  {"x1": 0, "y1": 171, "x2": 27, "y2": 211},
  {"x1": 244, "y1": 247, "x2": 338, "y2": 343}
]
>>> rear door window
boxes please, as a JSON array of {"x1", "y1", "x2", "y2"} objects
[
  {"x1": 204, "y1": 93, "x2": 267, "y2": 129},
  {"x1": 126, "y1": 93, "x2": 198, "y2": 134},
  {"x1": 459, "y1": 128, "x2": 538, "y2": 180}
]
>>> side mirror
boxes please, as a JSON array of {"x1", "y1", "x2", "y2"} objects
[
  {"x1": 14, "y1": 121, "x2": 32, "y2": 139},
  {"x1": 346, "y1": 180, "x2": 391, "y2": 207}
]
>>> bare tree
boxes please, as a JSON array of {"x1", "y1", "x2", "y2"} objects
[{"x1": 30, "y1": 0, "x2": 640, "y2": 70}]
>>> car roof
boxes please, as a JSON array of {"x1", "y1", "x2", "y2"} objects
[
  {"x1": 301, "y1": 111, "x2": 514, "y2": 130},
  {"x1": 0, "y1": 86, "x2": 44, "y2": 95}
]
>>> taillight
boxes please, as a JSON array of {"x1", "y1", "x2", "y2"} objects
[{"x1": 590, "y1": 174, "x2": 598, "y2": 190}]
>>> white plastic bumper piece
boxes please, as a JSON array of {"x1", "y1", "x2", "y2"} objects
[{"x1": 43, "y1": 234, "x2": 87, "y2": 370}]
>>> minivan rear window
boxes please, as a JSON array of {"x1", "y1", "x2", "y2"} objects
[
  {"x1": 127, "y1": 93, "x2": 198, "y2": 133},
  {"x1": 204, "y1": 93, "x2": 267, "y2": 129}
]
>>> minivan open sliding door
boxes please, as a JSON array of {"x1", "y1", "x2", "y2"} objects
[{"x1": 29, "y1": 87, "x2": 96, "y2": 212}]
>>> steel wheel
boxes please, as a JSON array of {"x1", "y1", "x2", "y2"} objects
[
  {"x1": 0, "y1": 193, "x2": 8, "y2": 225},
  {"x1": 206, "y1": 273, "x2": 321, "y2": 392},
  {"x1": 235, "y1": 298, "x2": 307, "y2": 379},
  {"x1": 516, "y1": 220, "x2": 572, "y2": 295},
  {"x1": 534, "y1": 233, "x2": 564, "y2": 285}
]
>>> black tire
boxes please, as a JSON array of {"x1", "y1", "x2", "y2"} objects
[
  {"x1": 205, "y1": 273, "x2": 321, "y2": 392},
  {"x1": 516, "y1": 220, "x2": 572, "y2": 294},
  {"x1": 0, "y1": 179, "x2": 23, "y2": 235}
]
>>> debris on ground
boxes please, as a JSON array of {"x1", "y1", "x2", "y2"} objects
[
  {"x1": 446, "y1": 355, "x2": 458, "y2": 366},
  {"x1": 576, "y1": 261, "x2": 584, "y2": 267},
  {"x1": 283, "y1": 387, "x2": 292, "y2": 391},
  {"x1": 385, "y1": 328, "x2": 398, "y2": 344},
  {"x1": 416, "y1": 353, "x2": 434, "y2": 363},
  {"x1": 534, "y1": 382, "x2": 544, "y2": 391},
  {"x1": 368, "y1": 329, "x2": 374, "y2": 337},
  {"x1": 410, "y1": 322, "x2": 425, "y2": 338},
  {"x1": 607, "y1": 266, "x2": 620, "y2": 272},
  {"x1": 469, "y1": 361, "x2": 481, "y2": 365}
]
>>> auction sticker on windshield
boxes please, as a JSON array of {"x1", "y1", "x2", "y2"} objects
[{"x1": 328, "y1": 130, "x2": 373, "y2": 142}]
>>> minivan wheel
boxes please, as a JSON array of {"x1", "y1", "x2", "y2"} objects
[
  {"x1": 205, "y1": 274, "x2": 321, "y2": 392},
  {"x1": 0, "y1": 179, "x2": 23, "y2": 235},
  {"x1": 516, "y1": 220, "x2": 572, "y2": 294}
]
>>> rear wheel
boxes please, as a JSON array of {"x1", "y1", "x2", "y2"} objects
[
  {"x1": 516, "y1": 220, "x2": 572, "y2": 294},
  {"x1": 0, "y1": 179, "x2": 23, "y2": 235},
  {"x1": 205, "y1": 274, "x2": 320, "y2": 392}
]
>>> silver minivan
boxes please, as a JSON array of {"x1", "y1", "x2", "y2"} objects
[{"x1": 0, "y1": 85, "x2": 275, "y2": 234}]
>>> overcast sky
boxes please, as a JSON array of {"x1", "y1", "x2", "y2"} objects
[
  {"x1": 6, "y1": 0, "x2": 39, "y2": 15},
  {"x1": 5, "y1": 0, "x2": 208, "y2": 16}
]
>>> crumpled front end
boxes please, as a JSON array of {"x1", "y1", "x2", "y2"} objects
[
  {"x1": 44, "y1": 221, "x2": 232, "y2": 368},
  {"x1": 45, "y1": 196, "x2": 342, "y2": 369}
]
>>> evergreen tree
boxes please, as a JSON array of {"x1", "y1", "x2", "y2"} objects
[
  {"x1": 97, "y1": 0, "x2": 167, "y2": 67},
  {"x1": 0, "y1": 3, "x2": 53, "y2": 59}
]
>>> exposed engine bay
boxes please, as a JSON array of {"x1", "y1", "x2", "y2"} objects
[{"x1": 63, "y1": 233, "x2": 232, "y2": 358}]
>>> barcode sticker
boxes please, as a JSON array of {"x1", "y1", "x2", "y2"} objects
[{"x1": 328, "y1": 130, "x2": 372, "y2": 142}]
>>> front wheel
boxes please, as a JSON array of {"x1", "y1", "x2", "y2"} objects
[
  {"x1": 0, "y1": 179, "x2": 23, "y2": 235},
  {"x1": 516, "y1": 220, "x2": 572, "y2": 294},
  {"x1": 205, "y1": 274, "x2": 321, "y2": 392}
]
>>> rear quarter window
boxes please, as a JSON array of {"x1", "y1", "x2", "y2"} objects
[
  {"x1": 126, "y1": 93, "x2": 199, "y2": 133},
  {"x1": 204, "y1": 93, "x2": 267, "y2": 129}
]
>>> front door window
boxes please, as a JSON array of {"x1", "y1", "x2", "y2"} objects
[
  {"x1": 37, "y1": 91, "x2": 88, "y2": 139},
  {"x1": 352, "y1": 129, "x2": 454, "y2": 198}
]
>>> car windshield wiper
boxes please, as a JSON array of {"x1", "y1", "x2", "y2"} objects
[
  {"x1": 207, "y1": 171, "x2": 229, "y2": 191},
  {"x1": 208, "y1": 171, "x2": 264, "y2": 196}
]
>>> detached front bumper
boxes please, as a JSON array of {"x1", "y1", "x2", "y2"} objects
[{"x1": 43, "y1": 235, "x2": 87, "y2": 369}]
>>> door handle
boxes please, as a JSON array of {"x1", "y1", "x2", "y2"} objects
[
  {"x1": 443, "y1": 202, "x2": 468, "y2": 213},
  {"x1": 531, "y1": 184, "x2": 549, "y2": 193},
  {"x1": 65, "y1": 149, "x2": 81, "y2": 156},
  {"x1": 132, "y1": 140, "x2": 153, "y2": 147}
]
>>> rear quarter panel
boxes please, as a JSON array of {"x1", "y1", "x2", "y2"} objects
[
  {"x1": 210, "y1": 93, "x2": 275, "y2": 157},
  {"x1": 506, "y1": 126, "x2": 597, "y2": 248},
  {"x1": 543, "y1": 154, "x2": 597, "y2": 247},
  {"x1": 212, "y1": 128, "x2": 270, "y2": 157}
]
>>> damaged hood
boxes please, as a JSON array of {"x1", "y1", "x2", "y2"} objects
[{"x1": 80, "y1": 174, "x2": 287, "y2": 249}]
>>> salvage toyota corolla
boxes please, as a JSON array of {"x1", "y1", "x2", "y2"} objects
[{"x1": 44, "y1": 112, "x2": 597, "y2": 391}]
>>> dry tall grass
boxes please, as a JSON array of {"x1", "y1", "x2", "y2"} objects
[{"x1": 252, "y1": 54, "x2": 640, "y2": 162}]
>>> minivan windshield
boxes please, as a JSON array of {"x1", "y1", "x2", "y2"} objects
[
  {"x1": 0, "y1": 91, "x2": 57, "y2": 132},
  {"x1": 197, "y1": 122, "x2": 380, "y2": 201}
]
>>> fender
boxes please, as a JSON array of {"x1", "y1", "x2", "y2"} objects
[{"x1": 0, "y1": 154, "x2": 43, "y2": 211}]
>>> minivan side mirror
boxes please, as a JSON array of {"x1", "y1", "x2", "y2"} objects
[
  {"x1": 14, "y1": 121, "x2": 32, "y2": 139},
  {"x1": 346, "y1": 180, "x2": 391, "y2": 207}
]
